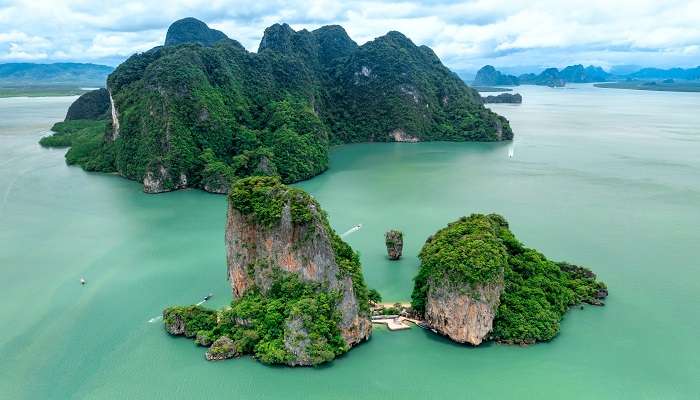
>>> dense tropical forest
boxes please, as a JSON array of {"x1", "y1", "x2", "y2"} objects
[{"x1": 41, "y1": 17, "x2": 513, "y2": 193}]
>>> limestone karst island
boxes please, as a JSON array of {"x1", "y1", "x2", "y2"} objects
[{"x1": 5, "y1": 2, "x2": 699, "y2": 399}]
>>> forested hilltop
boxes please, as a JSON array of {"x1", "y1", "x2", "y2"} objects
[{"x1": 45, "y1": 17, "x2": 513, "y2": 193}]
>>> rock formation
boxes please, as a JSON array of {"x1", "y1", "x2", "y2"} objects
[
  {"x1": 412, "y1": 214, "x2": 608, "y2": 346},
  {"x1": 482, "y1": 93, "x2": 522, "y2": 104},
  {"x1": 205, "y1": 336, "x2": 238, "y2": 361},
  {"x1": 226, "y1": 177, "x2": 371, "y2": 354},
  {"x1": 64, "y1": 88, "x2": 110, "y2": 121},
  {"x1": 385, "y1": 230, "x2": 403, "y2": 260}
]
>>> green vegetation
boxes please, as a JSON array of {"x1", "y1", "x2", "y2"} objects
[
  {"x1": 168, "y1": 271, "x2": 350, "y2": 366},
  {"x1": 368, "y1": 288, "x2": 382, "y2": 303},
  {"x1": 163, "y1": 305, "x2": 217, "y2": 338},
  {"x1": 411, "y1": 213, "x2": 607, "y2": 344},
  {"x1": 39, "y1": 119, "x2": 114, "y2": 171},
  {"x1": 50, "y1": 18, "x2": 512, "y2": 192}
]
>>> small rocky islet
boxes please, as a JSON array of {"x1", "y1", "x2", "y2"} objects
[{"x1": 165, "y1": 178, "x2": 607, "y2": 365}]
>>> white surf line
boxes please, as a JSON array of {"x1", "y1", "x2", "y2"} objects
[{"x1": 341, "y1": 224, "x2": 362, "y2": 238}]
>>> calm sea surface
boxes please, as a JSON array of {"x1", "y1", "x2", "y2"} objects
[{"x1": 1, "y1": 85, "x2": 699, "y2": 399}]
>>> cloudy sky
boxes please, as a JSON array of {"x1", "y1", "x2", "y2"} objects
[{"x1": 1, "y1": 0, "x2": 699, "y2": 74}]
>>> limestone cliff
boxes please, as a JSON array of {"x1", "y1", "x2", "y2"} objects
[
  {"x1": 424, "y1": 276, "x2": 503, "y2": 345},
  {"x1": 225, "y1": 176, "x2": 371, "y2": 364}
]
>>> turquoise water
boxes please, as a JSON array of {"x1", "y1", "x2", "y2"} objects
[{"x1": 0, "y1": 85, "x2": 699, "y2": 399}]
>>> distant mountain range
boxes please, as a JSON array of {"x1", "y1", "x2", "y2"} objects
[
  {"x1": 0, "y1": 63, "x2": 113, "y2": 86},
  {"x1": 472, "y1": 64, "x2": 700, "y2": 87}
]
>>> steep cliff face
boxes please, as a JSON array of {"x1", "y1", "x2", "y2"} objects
[
  {"x1": 412, "y1": 214, "x2": 608, "y2": 346},
  {"x1": 224, "y1": 176, "x2": 371, "y2": 364},
  {"x1": 425, "y1": 277, "x2": 503, "y2": 345}
]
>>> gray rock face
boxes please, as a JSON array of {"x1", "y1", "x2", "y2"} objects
[
  {"x1": 142, "y1": 164, "x2": 187, "y2": 194},
  {"x1": 425, "y1": 275, "x2": 504, "y2": 345},
  {"x1": 385, "y1": 230, "x2": 403, "y2": 260},
  {"x1": 205, "y1": 336, "x2": 238, "y2": 361},
  {"x1": 225, "y1": 192, "x2": 371, "y2": 355}
]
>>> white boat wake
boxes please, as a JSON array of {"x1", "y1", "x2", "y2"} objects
[
  {"x1": 341, "y1": 224, "x2": 362, "y2": 237},
  {"x1": 148, "y1": 294, "x2": 212, "y2": 323}
]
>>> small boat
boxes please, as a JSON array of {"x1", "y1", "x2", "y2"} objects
[
  {"x1": 508, "y1": 147, "x2": 514, "y2": 158},
  {"x1": 80, "y1": 277, "x2": 86, "y2": 285},
  {"x1": 203, "y1": 293, "x2": 213, "y2": 301}
]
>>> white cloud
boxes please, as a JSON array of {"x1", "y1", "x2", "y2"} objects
[{"x1": 0, "y1": 0, "x2": 698, "y2": 71}]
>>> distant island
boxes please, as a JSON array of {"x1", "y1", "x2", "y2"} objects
[
  {"x1": 472, "y1": 64, "x2": 700, "y2": 92},
  {"x1": 482, "y1": 93, "x2": 522, "y2": 104},
  {"x1": 0, "y1": 62, "x2": 113, "y2": 97},
  {"x1": 40, "y1": 17, "x2": 513, "y2": 194},
  {"x1": 473, "y1": 64, "x2": 610, "y2": 88},
  {"x1": 594, "y1": 80, "x2": 700, "y2": 92}
]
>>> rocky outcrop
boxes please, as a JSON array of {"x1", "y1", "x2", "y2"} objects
[
  {"x1": 425, "y1": 276, "x2": 503, "y2": 345},
  {"x1": 205, "y1": 336, "x2": 238, "y2": 361},
  {"x1": 483, "y1": 93, "x2": 522, "y2": 104},
  {"x1": 225, "y1": 177, "x2": 371, "y2": 364},
  {"x1": 65, "y1": 88, "x2": 110, "y2": 121},
  {"x1": 143, "y1": 164, "x2": 187, "y2": 194},
  {"x1": 385, "y1": 230, "x2": 403, "y2": 260},
  {"x1": 390, "y1": 129, "x2": 419, "y2": 143}
]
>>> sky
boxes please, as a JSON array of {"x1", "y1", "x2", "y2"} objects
[{"x1": 1, "y1": 0, "x2": 699, "y2": 74}]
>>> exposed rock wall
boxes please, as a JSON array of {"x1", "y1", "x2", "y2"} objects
[
  {"x1": 425, "y1": 276, "x2": 503, "y2": 345},
  {"x1": 385, "y1": 230, "x2": 403, "y2": 260}
]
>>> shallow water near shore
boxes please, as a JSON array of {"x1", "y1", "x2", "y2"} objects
[{"x1": 0, "y1": 85, "x2": 699, "y2": 399}]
